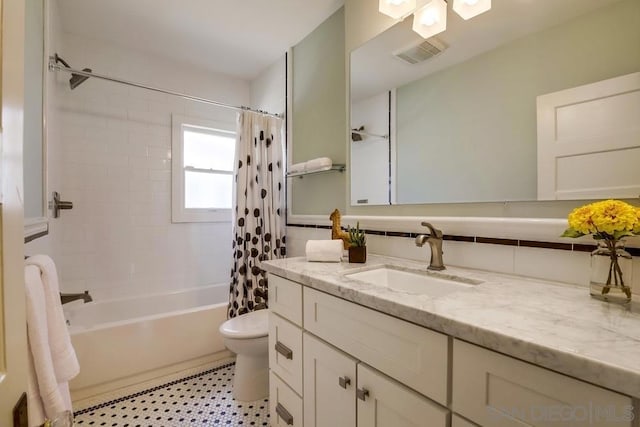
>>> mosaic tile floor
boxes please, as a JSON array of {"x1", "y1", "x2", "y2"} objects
[{"x1": 73, "y1": 362, "x2": 270, "y2": 427}]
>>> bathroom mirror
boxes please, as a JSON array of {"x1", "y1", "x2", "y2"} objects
[
  {"x1": 349, "y1": 0, "x2": 640, "y2": 206},
  {"x1": 24, "y1": 0, "x2": 48, "y2": 240}
]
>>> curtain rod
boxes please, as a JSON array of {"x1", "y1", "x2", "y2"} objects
[{"x1": 48, "y1": 56, "x2": 283, "y2": 119}]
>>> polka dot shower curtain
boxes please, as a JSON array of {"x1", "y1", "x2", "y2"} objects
[{"x1": 228, "y1": 111, "x2": 286, "y2": 318}]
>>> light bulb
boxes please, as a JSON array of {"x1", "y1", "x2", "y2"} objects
[
  {"x1": 453, "y1": 0, "x2": 491, "y2": 20},
  {"x1": 379, "y1": 0, "x2": 416, "y2": 19},
  {"x1": 420, "y1": 8, "x2": 439, "y2": 26},
  {"x1": 412, "y1": 0, "x2": 447, "y2": 38}
]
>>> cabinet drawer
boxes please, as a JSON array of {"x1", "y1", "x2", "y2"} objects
[
  {"x1": 269, "y1": 275, "x2": 302, "y2": 326},
  {"x1": 303, "y1": 287, "x2": 449, "y2": 405},
  {"x1": 452, "y1": 339, "x2": 633, "y2": 427},
  {"x1": 270, "y1": 371, "x2": 303, "y2": 427},
  {"x1": 269, "y1": 312, "x2": 303, "y2": 395}
]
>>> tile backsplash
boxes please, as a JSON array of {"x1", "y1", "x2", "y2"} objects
[{"x1": 286, "y1": 223, "x2": 640, "y2": 294}]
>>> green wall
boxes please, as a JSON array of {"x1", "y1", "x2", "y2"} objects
[
  {"x1": 291, "y1": 7, "x2": 347, "y2": 215},
  {"x1": 396, "y1": 0, "x2": 640, "y2": 205}
]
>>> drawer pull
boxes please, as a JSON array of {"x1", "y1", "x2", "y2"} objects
[
  {"x1": 276, "y1": 402, "x2": 294, "y2": 425},
  {"x1": 356, "y1": 387, "x2": 369, "y2": 401},
  {"x1": 275, "y1": 341, "x2": 293, "y2": 360},
  {"x1": 338, "y1": 376, "x2": 351, "y2": 389}
]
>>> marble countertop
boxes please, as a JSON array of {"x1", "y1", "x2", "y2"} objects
[{"x1": 262, "y1": 255, "x2": 640, "y2": 398}]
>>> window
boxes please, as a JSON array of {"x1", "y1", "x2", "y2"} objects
[{"x1": 172, "y1": 115, "x2": 236, "y2": 222}]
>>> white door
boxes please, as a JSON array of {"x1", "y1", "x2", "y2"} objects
[
  {"x1": 357, "y1": 363, "x2": 448, "y2": 427},
  {"x1": 0, "y1": 0, "x2": 29, "y2": 424},
  {"x1": 303, "y1": 333, "x2": 357, "y2": 427},
  {"x1": 537, "y1": 72, "x2": 640, "y2": 200}
]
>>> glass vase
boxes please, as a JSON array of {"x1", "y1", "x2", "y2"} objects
[{"x1": 589, "y1": 239, "x2": 633, "y2": 304}]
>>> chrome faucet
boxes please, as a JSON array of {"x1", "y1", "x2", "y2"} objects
[
  {"x1": 60, "y1": 291, "x2": 93, "y2": 305},
  {"x1": 415, "y1": 222, "x2": 445, "y2": 271}
]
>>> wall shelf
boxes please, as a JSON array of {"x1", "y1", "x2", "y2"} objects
[{"x1": 287, "y1": 164, "x2": 346, "y2": 178}]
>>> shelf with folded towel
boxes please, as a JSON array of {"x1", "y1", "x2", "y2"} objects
[{"x1": 287, "y1": 164, "x2": 346, "y2": 178}]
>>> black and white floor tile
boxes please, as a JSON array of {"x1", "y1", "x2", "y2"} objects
[{"x1": 73, "y1": 362, "x2": 270, "y2": 427}]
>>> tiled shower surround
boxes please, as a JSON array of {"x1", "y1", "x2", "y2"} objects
[{"x1": 48, "y1": 32, "x2": 251, "y2": 299}]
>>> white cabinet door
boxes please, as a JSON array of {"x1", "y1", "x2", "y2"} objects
[
  {"x1": 304, "y1": 333, "x2": 357, "y2": 427},
  {"x1": 357, "y1": 364, "x2": 449, "y2": 427}
]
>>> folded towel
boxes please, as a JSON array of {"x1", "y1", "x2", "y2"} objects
[
  {"x1": 306, "y1": 239, "x2": 343, "y2": 262},
  {"x1": 25, "y1": 265, "x2": 74, "y2": 426},
  {"x1": 288, "y1": 162, "x2": 307, "y2": 174},
  {"x1": 305, "y1": 157, "x2": 332, "y2": 172},
  {"x1": 25, "y1": 255, "x2": 80, "y2": 382}
]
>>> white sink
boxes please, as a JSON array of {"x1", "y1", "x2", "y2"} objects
[{"x1": 345, "y1": 266, "x2": 476, "y2": 297}]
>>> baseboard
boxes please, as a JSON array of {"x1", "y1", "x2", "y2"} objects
[{"x1": 71, "y1": 350, "x2": 234, "y2": 405}]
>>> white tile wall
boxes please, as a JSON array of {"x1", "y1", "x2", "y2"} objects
[{"x1": 48, "y1": 33, "x2": 250, "y2": 300}]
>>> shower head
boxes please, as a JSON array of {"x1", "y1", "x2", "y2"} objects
[
  {"x1": 54, "y1": 54, "x2": 92, "y2": 90},
  {"x1": 70, "y1": 69, "x2": 92, "y2": 90}
]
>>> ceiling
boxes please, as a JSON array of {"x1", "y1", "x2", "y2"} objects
[
  {"x1": 351, "y1": 0, "x2": 625, "y2": 101},
  {"x1": 57, "y1": 0, "x2": 344, "y2": 80}
]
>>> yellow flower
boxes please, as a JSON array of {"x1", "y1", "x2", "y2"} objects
[
  {"x1": 568, "y1": 204, "x2": 596, "y2": 234},
  {"x1": 589, "y1": 199, "x2": 637, "y2": 235},
  {"x1": 634, "y1": 208, "x2": 640, "y2": 234}
]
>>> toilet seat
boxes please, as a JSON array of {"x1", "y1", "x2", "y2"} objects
[{"x1": 219, "y1": 309, "x2": 269, "y2": 339}]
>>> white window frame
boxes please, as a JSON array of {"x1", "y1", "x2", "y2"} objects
[{"x1": 171, "y1": 114, "x2": 236, "y2": 223}]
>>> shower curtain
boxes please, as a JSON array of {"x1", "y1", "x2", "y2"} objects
[{"x1": 228, "y1": 110, "x2": 286, "y2": 318}]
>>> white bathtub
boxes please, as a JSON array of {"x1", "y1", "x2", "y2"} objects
[{"x1": 65, "y1": 284, "x2": 231, "y2": 399}]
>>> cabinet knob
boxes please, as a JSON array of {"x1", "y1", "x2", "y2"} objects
[
  {"x1": 275, "y1": 402, "x2": 294, "y2": 425},
  {"x1": 338, "y1": 376, "x2": 351, "y2": 389},
  {"x1": 275, "y1": 341, "x2": 293, "y2": 360},
  {"x1": 356, "y1": 387, "x2": 369, "y2": 401}
]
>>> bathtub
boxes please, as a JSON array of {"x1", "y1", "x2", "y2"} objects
[{"x1": 65, "y1": 284, "x2": 231, "y2": 399}]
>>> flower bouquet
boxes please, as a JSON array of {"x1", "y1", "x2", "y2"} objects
[{"x1": 562, "y1": 200, "x2": 640, "y2": 303}]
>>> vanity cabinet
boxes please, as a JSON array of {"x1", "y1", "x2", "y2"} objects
[
  {"x1": 268, "y1": 273, "x2": 634, "y2": 427},
  {"x1": 269, "y1": 275, "x2": 450, "y2": 427}
]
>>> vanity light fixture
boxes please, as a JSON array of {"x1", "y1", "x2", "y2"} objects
[
  {"x1": 379, "y1": 0, "x2": 491, "y2": 39},
  {"x1": 379, "y1": 0, "x2": 417, "y2": 20},
  {"x1": 412, "y1": 0, "x2": 448, "y2": 39},
  {"x1": 452, "y1": 0, "x2": 491, "y2": 20}
]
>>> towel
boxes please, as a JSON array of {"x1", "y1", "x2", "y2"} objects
[
  {"x1": 306, "y1": 240, "x2": 343, "y2": 262},
  {"x1": 288, "y1": 162, "x2": 307, "y2": 174},
  {"x1": 25, "y1": 255, "x2": 79, "y2": 426},
  {"x1": 25, "y1": 255, "x2": 80, "y2": 381},
  {"x1": 305, "y1": 157, "x2": 332, "y2": 173},
  {"x1": 25, "y1": 265, "x2": 75, "y2": 426}
]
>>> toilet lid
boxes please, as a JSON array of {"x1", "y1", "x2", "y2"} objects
[{"x1": 219, "y1": 309, "x2": 269, "y2": 339}]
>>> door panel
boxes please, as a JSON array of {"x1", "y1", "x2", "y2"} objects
[
  {"x1": 303, "y1": 333, "x2": 357, "y2": 427},
  {"x1": 357, "y1": 364, "x2": 448, "y2": 427}
]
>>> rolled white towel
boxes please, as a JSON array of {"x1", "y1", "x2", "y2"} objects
[
  {"x1": 288, "y1": 162, "x2": 307, "y2": 174},
  {"x1": 305, "y1": 239, "x2": 343, "y2": 262},
  {"x1": 305, "y1": 157, "x2": 332, "y2": 172}
]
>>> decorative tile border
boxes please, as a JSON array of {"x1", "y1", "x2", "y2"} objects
[{"x1": 287, "y1": 223, "x2": 640, "y2": 257}]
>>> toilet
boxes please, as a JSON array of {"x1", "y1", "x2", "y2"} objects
[{"x1": 219, "y1": 309, "x2": 269, "y2": 401}]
